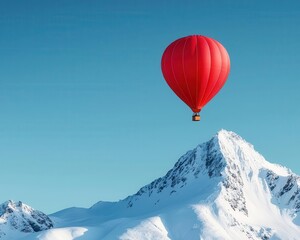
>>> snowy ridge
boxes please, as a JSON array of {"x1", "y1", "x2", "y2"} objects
[{"x1": 5, "y1": 130, "x2": 300, "y2": 239}]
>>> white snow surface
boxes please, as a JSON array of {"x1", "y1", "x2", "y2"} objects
[{"x1": 3, "y1": 130, "x2": 300, "y2": 240}]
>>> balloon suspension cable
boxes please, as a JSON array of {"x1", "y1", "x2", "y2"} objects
[{"x1": 192, "y1": 113, "x2": 200, "y2": 121}]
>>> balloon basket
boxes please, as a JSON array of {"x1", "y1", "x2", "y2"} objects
[{"x1": 192, "y1": 114, "x2": 200, "y2": 121}]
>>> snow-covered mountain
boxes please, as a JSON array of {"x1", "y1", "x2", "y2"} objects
[
  {"x1": 5, "y1": 130, "x2": 300, "y2": 239},
  {"x1": 0, "y1": 200, "x2": 53, "y2": 239}
]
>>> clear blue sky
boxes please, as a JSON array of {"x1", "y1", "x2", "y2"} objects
[{"x1": 1, "y1": 0, "x2": 300, "y2": 214}]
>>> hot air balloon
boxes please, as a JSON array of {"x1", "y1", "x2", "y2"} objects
[{"x1": 161, "y1": 35, "x2": 230, "y2": 121}]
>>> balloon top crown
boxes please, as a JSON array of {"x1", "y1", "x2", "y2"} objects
[{"x1": 168, "y1": 34, "x2": 225, "y2": 45}]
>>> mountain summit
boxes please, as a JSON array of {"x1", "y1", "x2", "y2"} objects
[
  {"x1": 6, "y1": 130, "x2": 300, "y2": 239},
  {"x1": 0, "y1": 200, "x2": 53, "y2": 239}
]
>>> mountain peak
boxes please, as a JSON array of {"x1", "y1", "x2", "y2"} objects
[
  {"x1": 0, "y1": 200, "x2": 53, "y2": 239},
  {"x1": 216, "y1": 129, "x2": 253, "y2": 149},
  {"x1": 118, "y1": 130, "x2": 289, "y2": 213},
  {"x1": 216, "y1": 129, "x2": 265, "y2": 165},
  {"x1": 1, "y1": 200, "x2": 28, "y2": 213}
]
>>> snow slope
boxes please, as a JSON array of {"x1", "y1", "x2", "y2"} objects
[{"x1": 6, "y1": 130, "x2": 300, "y2": 239}]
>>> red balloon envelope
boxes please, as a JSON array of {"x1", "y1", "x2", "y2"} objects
[{"x1": 161, "y1": 35, "x2": 230, "y2": 121}]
